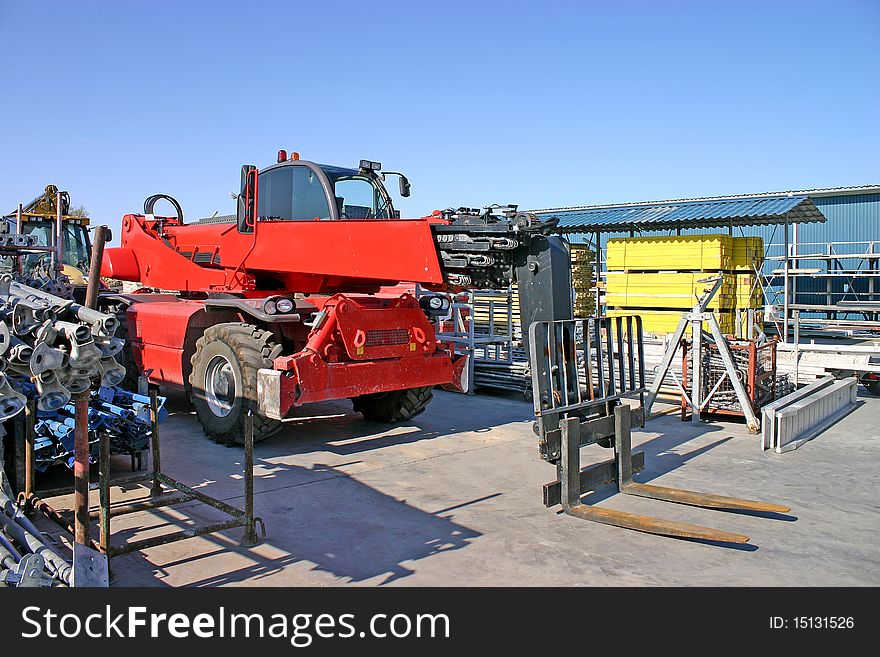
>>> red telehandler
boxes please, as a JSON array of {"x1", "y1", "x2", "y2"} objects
[
  {"x1": 100, "y1": 152, "x2": 569, "y2": 444},
  {"x1": 99, "y1": 152, "x2": 789, "y2": 544}
]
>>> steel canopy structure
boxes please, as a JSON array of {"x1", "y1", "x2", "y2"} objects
[
  {"x1": 531, "y1": 195, "x2": 825, "y2": 234},
  {"x1": 530, "y1": 195, "x2": 829, "y2": 343}
]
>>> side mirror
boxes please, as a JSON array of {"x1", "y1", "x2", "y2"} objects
[
  {"x1": 399, "y1": 175, "x2": 411, "y2": 198},
  {"x1": 237, "y1": 165, "x2": 258, "y2": 233}
]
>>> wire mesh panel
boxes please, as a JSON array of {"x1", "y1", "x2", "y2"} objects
[{"x1": 682, "y1": 337, "x2": 777, "y2": 418}]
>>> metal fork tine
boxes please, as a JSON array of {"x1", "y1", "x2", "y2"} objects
[
  {"x1": 563, "y1": 504, "x2": 750, "y2": 544},
  {"x1": 620, "y1": 482, "x2": 791, "y2": 514},
  {"x1": 560, "y1": 415, "x2": 751, "y2": 543},
  {"x1": 535, "y1": 318, "x2": 789, "y2": 545}
]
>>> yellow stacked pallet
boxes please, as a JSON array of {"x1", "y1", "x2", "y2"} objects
[
  {"x1": 733, "y1": 273, "x2": 763, "y2": 308},
  {"x1": 607, "y1": 308, "x2": 737, "y2": 335},
  {"x1": 571, "y1": 243, "x2": 595, "y2": 316},
  {"x1": 732, "y1": 237, "x2": 764, "y2": 271},
  {"x1": 604, "y1": 234, "x2": 764, "y2": 336},
  {"x1": 605, "y1": 272, "x2": 736, "y2": 310},
  {"x1": 606, "y1": 234, "x2": 734, "y2": 272}
]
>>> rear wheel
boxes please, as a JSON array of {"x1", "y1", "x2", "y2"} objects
[
  {"x1": 189, "y1": 323, "x2": 283, "y2": 445},
  {"x1": 351, "y1": 386, "x2": 433, "y2": 422}
]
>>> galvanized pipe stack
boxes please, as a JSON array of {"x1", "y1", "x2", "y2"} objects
[
  {"x1": 0, "y1": 275, "x2": 125, "y2": 420},
  {"x1": 0, "y1": 480, "x2": 72, "y2": 586}
]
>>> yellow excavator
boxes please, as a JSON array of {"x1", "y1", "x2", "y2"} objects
[{"x1": 3, "y1": 184, "x2": 94, "y2": 299}]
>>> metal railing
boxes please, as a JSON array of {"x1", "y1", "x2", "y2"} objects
[
  {"x1": 763, "y1": 240, "x2": 880, "y2": 327},
  {"x1": 417, "y1": 285, "x2": 525, "y2": 394}
]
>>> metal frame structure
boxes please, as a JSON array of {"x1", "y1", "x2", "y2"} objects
[
  {"x1": 1, "y1": 199, "x2": 66, "y2": 275},
  {"x1": 9, "y1": 226, "x2": 264, "y2": 585},
  {"x1": 680, "y1": 336, "x2": 777, "y2": 421},
  {"x1": 15, "y1": 384, "x2": 264, "y2": 571},
  {"x1": 530, "y1": 314, "x2": 789, "y2": 542},
  {"x1": 643, "y1": 277, "x2": 762, "y2": 433},
  {"x1": 417, "y1": 285, "x2": 532, "y2": 396},
  {"x1": 761, "y1": 375, "x2": 858, "y2": 453},
  {"x1": 416, "y1": 286, "x2": 517, "y2": 395},
  {"x1": 765, "y1": 239, "x2": 880, "y2": 333},
  {"x1": 97, "y1": 388, "x2": 264, "y2": 558}
]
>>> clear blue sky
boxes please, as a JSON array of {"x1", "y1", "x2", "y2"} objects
[{"x1": 1, "y1": 0, "x2": 877, "y2": 243}]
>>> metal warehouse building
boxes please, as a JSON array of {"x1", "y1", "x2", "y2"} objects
[{"x1": 533, "y1": 184, "x2": 880, "y2": 324}]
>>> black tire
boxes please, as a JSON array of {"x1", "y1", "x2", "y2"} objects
[
  {"x1": 114, "y1": 309, "x2": 141, "y2": 391},
  {"x1": 188, "y1": 323, "x2": 283, "y2": 445},
  {"x1": 351, "y1": 386, "x2": 433, "y2": 423}
]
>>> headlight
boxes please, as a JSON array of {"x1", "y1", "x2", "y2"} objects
[
  {"x1": 429, "y1": 296, "x2": 443, "y2": 309},
  {"x1": 263, "y1": 300, "x2": 277, "y2": 315},
  {"x1": 276, "y1": 297, "x2": 294, "y2": 313}
]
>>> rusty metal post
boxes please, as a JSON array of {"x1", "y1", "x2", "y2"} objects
[
  {"x1": 748, "y1": 341, "x2": 757, "y2": 410},
  {"x1": 149, "y1": 386, "x2": 162, "y2": 497},
  {"x1": 85, "y1": 225, "x2": 108, "y2": 309},
  {"x1": 13, "y1": 411, "x2": 25, "y2": 494},
  {"x1": 24, "y1": 399, "x2": 36, "y2": 497},
  {"x1": 15, "y1": 204, "x2": 23, "y2": 274},
  {"x1": 99, "y1": 429, "x2": 111, "y2": 554},
  {"x1": 241, "y1": 407, "x2": 258, "y2": 547},
  {"x1": 73, "y1": 391, "x2": 91, "y2": 546},
  {"x1": 73, "y1": 225, "x2": 109, "y2": 551},
  {"x1": 55, "y1": 191, "x2": 63, "y2": 275}
]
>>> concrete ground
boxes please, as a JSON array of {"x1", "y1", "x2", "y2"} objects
[{"x1": 35, "y1": 387, "x2": 880, "y2": 586}]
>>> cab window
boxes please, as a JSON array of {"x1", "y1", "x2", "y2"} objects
[
  {"x1": 335, "y1": 177, "x2": 382, "y2": 218},
  {"x1": 258, "y1": 166, "x2": 331, "y2": 221}
]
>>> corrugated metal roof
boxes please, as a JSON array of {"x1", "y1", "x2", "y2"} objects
[
  {"x1": 535, "y1": 196, "x2": 825, "y2": 233},
  {"x1": 528, "y1": 184, "x2": 879, "y2": 215}
]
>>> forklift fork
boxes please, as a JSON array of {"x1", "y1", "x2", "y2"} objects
[
  {"x1": 559, "y1": 405, "x2": 789, "y2": 543},
  {"x1": 531, "y1": 316, "x2": 790, "y2": 544}
]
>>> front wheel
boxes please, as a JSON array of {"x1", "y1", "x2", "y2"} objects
[
  {"x1": 189, "y1": 323, "x2": 283, "y2": 445},
  {"x1": 113, "y1": 307, "x2": 141, "y2": 391},
  {"x1": 351, "y1": 386, "x2": 433, "y2": 423}
]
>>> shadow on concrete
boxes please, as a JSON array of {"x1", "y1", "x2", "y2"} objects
[
  {"x1": 162, "y1": 387, "x2": 532, "y2": 462},
  {"x1": 262, "y1": 405, "x2": 530, "y2": 464},
  {"x1": 681, "y1": 537, "x2": 759, "y2": 551},
  {"x1": 105, "y1": 460, "x2": 484, "y2": 587}
]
